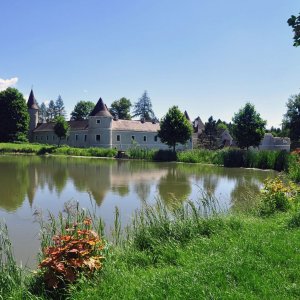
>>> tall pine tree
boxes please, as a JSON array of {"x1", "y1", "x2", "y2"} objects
[{"x1": 132, "y1": 91, "x2": 155, "y2": 121}]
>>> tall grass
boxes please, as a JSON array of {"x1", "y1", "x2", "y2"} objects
[
  {"x1": 0, "y1": 222, "x2": 20, "y2": 295},
  {"x1": 288, "y1": 153, "x2": 300, "y2": 182},
  {"x1": 177, "y1": 149, "x2": 223, "y2": 164}
]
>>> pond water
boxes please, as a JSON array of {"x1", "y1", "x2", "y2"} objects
[{"x1": 0, "y1": 155, "x2": 276, "y2": 267}]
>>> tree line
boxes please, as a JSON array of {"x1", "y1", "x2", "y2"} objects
[{"x1": 1, "y1": 86, "x2": 300, "y2": 151}]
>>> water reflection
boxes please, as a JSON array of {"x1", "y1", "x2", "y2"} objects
[
  {"x1": 158, "y1": 167, "x2": 191, "y2": 208},
  {"x1": 0, "y1": 155, "x2": 277, "y2": 267},
  {"x1": 0, "y1": 156, "x2": 276, "y2": 212}
]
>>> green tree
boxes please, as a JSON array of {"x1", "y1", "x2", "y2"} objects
[
  {"x1": 71, "y1": 101, "x2": 95, "y2": 120},
  {"x1": 55, "y1": 95, "x2": 66, "y2": 118},
  {"x1": 0, "y1": 88, "x2": 29, "y2": 142},
  {"x1": 288, "y1": 13, "x2": 300, "y2": 47},
  {"x1": 282, "y1": 93, "x2": 300, "y2": 143},
  {"x1": 204, "y1": 116, "x2": 217, "y2": 149},
  {"x1": 132, "y1": 91, "x2": 155, "y2": 121},
  {"x1": 232, "y1": 103, "x2": 266, "y2": 149},
  {"x1": 158, "y1": 106, "x2": 193, "y2": 152},
  {"x1": 46, "y1": 100, "x2": 56, "y2": 122},
  {"x1": 38, "y1": 102, "x2": 47, "y2": 123},
  {"x1": 109, "y1": 97, "x2": 132, "y2": 119},
  {"x1": 54, "y1": 116, "x2": 70, "y2": 146}
]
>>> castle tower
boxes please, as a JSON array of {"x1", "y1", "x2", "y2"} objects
[
  {"x1": 27, "y1": 89, "x2": 39, "y2": 141},
  {"x1": 88, "y1": 98, "x2": 113, "y2": 147}
]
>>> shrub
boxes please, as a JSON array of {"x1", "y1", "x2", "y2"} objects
[
  {"x1": 39, "y1": 218, "x2": 105, "y2": 290},
  {"x1": 37, "y1": 202, "x2": 106, "y2": 291},
  {"x1": 222, "y1": 149, "x2": 245, "y2": 167},
  {"x1": 153, "y1": 150, "x2": 177, "y2": 161},
  {"x1": 258, "y1": 177, "x2": 300, "y2": 216}
]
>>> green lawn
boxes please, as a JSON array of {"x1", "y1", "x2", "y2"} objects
[{"x1": 70, "y1": 214, "x2": 300, "y2": 300}]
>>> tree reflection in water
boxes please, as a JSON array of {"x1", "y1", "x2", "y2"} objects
[{"x1": 158, "y1": 167, "x2": 191, "y2": 209}]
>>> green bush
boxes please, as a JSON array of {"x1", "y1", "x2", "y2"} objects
[
  {"x1": 288, "y1": 154, "x2": 300, "y2": 182},
  {"x1": 153, "y1": 150, "x2": 177, "y2": 161}
]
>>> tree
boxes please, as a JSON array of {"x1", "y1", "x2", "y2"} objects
[
  {"x1": 232, "y1": 103, "x2": 266, "y2": 149},
  {"x1": 282, "y1": 93, "x2": 300, "y2": 143},
  {"x1": 46, "y1": 100, "x2": 56, "y2": 122},
  {"x1": 132, "y1": 91, "x2": 155, "y2": 121},
  {"x1": 109, "y1": 97, "x2": 132, "y2": 120},
  {"x1": 288, "y1": 13, "x2": 300, "y2": 47},
  {"x1": 38, "y1": 102, "x2": 47, "y2": 123},
  {"x1": 158, "y1": 106, "x2": 193, "y2": 152},
  {"x1": 204, "y1": 116, "x2": 217, "y2": 149},
  {"x1": 0, "y1": 88, "x2": 29, "y2": 142},
  {"x1": 55, "y1": 95, "x2": 66, "y2": 118},
  {"x1": 54, "y1": 116, "x2": 70, "y2": 146},
  {"x1": 71, "y1": 101, "x2": 95, "y2": 120}
]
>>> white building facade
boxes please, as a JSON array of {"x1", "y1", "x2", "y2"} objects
[{"x1": 28, "y1": 91, "x2": 193, "y2": 151}]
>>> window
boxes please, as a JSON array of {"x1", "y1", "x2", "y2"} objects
[
  {"x1": 131, "y1": 136, "x2": 135, "y2": 140},
  {"x1": 117, "y1": 135, "x2": 120, "y2": 142},
  {"x1": 96, "y1": 119, "x2": 101, "y2": 124},
  {"x1": 75, "y1": 134, "x2": 78, "y2": 141},
  {"x1": 154, "y1": 135, "x2": 158, "y2": 142},
  {"x1": 96, "y1": 134, "x2": 101, "y2": 142},
  {"x1": 84, "y1": 135, "x2": 87, "y2": 142},
  {"x1": 143, "y1": 135, "x2": 147, "y2": 142},
  {"x1": 52, "y1": 135, "x2": 55, "y2": 140},
  {"x1": 35, "y1": 136, "x2": 38, "y2": 141},
  {"x1": 46, "y1": 136, "x2": 49, "y2": 141},
  {"x1": 41, "y1": 136, "x2": 43, "y2": 140}
]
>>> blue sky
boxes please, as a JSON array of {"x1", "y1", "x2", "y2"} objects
[{"x1": 1, "y1": 0, "x2": 299, "y2": 127}]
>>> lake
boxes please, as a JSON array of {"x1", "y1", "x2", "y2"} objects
[{"x1": 0, "y1": 155, "x2": 276, "y2": 267}]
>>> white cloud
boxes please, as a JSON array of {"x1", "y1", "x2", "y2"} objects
[
  {"x1": 0, "y1": 77, "x2": 18, "y2": 91},
  {"x1": 43, "y1": 100, "x2": 50, "y2": 105}
]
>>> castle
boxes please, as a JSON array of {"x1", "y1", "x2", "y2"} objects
[{"x1": 27, "y1": 90, "x2": 193, "y2": 150}]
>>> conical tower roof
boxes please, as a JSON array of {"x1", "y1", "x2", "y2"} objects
[
  {"x1": 89, "y1": 98, "x2": 112, "y2": 117},
  {"x1": 27, "y1": 89, "x2": 39, "y2": 110},
  {"x1": 184, "y1": 110, "x2": 190, "y2": 121}
]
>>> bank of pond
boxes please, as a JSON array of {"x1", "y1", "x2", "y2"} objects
[
  {"x1": 1, "y1": 143, "x2": 300, "y2": 299},
  {"x1": 1, "y1": 175, "x2": 300, "y2": 299},
  {"x1": 0, "y1": 142, "x2": 298, "y2": 173}
]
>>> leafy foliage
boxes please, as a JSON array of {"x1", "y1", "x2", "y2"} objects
[
  {"x1": 158, "y1": 106, "x2": 193, "y2": 151},
  {"x1": 71, "y1": 101, "x2": 95, "y2": 121},
  {"x1": 54, "y1": 116, "x2": 70, "y2": 146},
  {"x1": 258, "y1": 177, "x2": 300, "y2": 216},
  {"x1": 109, "y1": 97, "x2": 132, "y2": 120},
  {"x1": 39, "y1": 217, "x2": 105, "y2": 290},
  {"x1": 232, "y1": 103, "x2": 266, "y2": 149},
  {"x1": 0, "y1": 88, "x2": 29, "y2": 142},
  {"x1": 282, "y1": 93, "x2": 300, "y2": 143},
  {"x1": 287, "y1": 13, "x2": 300, "y2": 47},
  {"x1": 204, "y1": 116, "x2": 217, "y2": 149},
  {"x1": 132, "y1": 91, "x2": 155, "y2": 121}
]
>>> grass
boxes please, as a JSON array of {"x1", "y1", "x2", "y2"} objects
[
  {"x1": 70, "y1": 210, "x2": 300, "y2": 300},
  {"x1": 0, "y1": 143, "x2": 117, "y2": 158},
  {"x1": 1, "y1": 192, "x2": 300, "y2": 299}
]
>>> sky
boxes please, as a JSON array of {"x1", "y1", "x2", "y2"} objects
[{"x1": 1, "y1": 0, "x2": 299, "y2": 127}]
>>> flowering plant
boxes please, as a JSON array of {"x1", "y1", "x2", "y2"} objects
[{"x1": 39, "y1": 218, "x2": 105, "y2": 289}]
